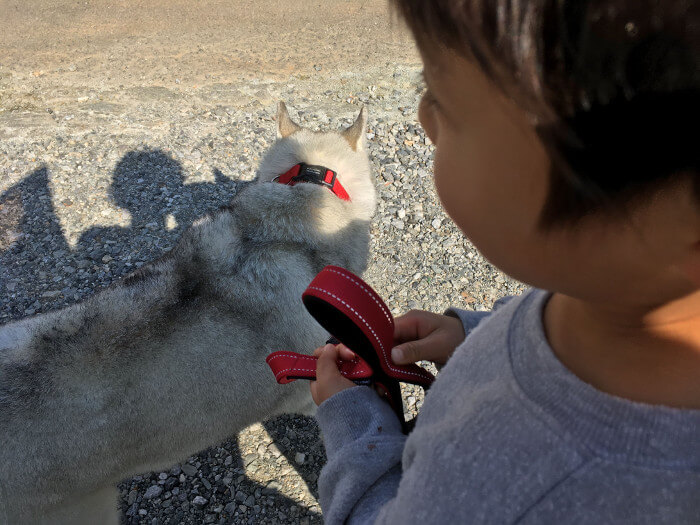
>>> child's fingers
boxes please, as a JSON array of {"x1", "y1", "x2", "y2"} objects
[
  {"x1": 392, "y1": 312, "x2": 465, "y2": 365},
  {"x1": 313, "y1": 344, "x2": 333, "y2": 358},
  {"x1": 316, "y1": 344, "x2": 343, "y2": 379},
  {"x1": 336, "y1": 344, "x2": 356, "y2": 361},
  {"x1": 392, "y1": 330, "x2": 455, "y2": 365},
  {"x1": 392, "y1": 339, "x2": 435, "y2": 365},
  {"x1": 313, "y1": 343, "x2": 355, "y2": 361},
  {"x1": 310, "y1": 344, "x2": 357, "y2": 405},
  {"x1": 393, "y1": 310, "x2": 426, "y2": 345}
]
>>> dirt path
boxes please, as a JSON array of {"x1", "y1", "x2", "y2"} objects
[{"x1": 1, "y1": 0, "x2": 418, "y2": 109}]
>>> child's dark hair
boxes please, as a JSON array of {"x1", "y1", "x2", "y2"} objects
[{"x1": 392, "y1": 0, "x2": 699, "y2": 225}]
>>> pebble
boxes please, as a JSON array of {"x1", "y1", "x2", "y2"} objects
[
  {"x1": 181, "y1": 464, "x2": 198, "y2": 477},
  {"x1": 143, "y1": 485, "x2": 163, "y2": 500},
  {"x1": 192, "y1": 495, "x2": 208, "y2": 507}
]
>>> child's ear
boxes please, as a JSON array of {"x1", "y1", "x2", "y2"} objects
[
  {"x1": 277, "y1": 101, "x2": 301, "y2": 139},
  {"x1": 341, "y1": 106, "x2": 367, "y2": 151}
]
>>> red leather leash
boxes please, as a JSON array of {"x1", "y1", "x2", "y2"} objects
[{"x1": 266, "y1": 265, "x2": 435, "y2": 431}]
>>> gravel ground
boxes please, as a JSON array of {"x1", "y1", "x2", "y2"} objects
[{"x1": 0, "y1": 3, "x2": 526, "y2": 523}]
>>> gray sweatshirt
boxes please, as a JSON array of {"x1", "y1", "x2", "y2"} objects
[{"x1": 315, "y1": 290, "x2": 700, "y2": 524}]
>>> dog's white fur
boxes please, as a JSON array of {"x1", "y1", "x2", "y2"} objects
[{"x1": 0, "y1": 102, "x2": 375, "y2": 524}]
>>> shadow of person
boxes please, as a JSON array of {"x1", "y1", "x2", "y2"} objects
[
  {"x1": 77, "y1": 148, "x2": 243, "y2": 272},
  {"x1": 0, "y1": 150, "x2": 241, "y2": 324},
  {"x1": 0, "y1": 166, "x2": 72, "y2": 320},
  {"x1": 77, "y1": 149, "x2": 195, "y2": 268}
]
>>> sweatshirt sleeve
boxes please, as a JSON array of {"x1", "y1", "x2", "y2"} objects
[
  {"x1": 446, "y1": 295, "x2": 515, "y2": 339},
  {"x1": 315, "y1": 386, "x2": 406, "y2": 525}
]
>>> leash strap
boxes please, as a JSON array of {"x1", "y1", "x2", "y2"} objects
[{"x1": 266, "y1": 265, "x2": 435, "y2": 430}]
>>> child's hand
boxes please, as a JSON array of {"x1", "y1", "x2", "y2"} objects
[
  {"x1": 391, "y1": 310, "x2": 465, "y2": 366},
  {"x1": 310, "y1": 344, "x2": 357, "y2": 405}
]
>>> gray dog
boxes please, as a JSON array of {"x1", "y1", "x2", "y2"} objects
[{"x1": 0, "y1": 102, "x2": 376, "y2": 523}]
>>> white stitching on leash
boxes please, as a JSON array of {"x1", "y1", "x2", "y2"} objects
[
  {"x1": 307, "y1": 286, "x2": 429, "y2": 381},
  {"x1": 269, "y1": 353, "x2": 368, "y2": 379},
  {"x1": 326, "y1": 268, "x2": 393, "y2": 325}
]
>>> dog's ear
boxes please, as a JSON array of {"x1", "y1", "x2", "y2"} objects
[
  {"x1": 277, "y1": 101, "x2": 301, "y2": 139},
  {"x1": 341, "y1": 106, "x2": 367, "y2": 151}
]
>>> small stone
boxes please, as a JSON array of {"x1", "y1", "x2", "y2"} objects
[
  {"x1": 224, "y1": 502, "x2": 237, "y2": 515},
  {"x1": 294, "y1": 452, "x2": 306, "y2": 465},
  {"x1": 192, "y1": 495, "x2": 208, "y2": 507},
  {"x1": 181, "y1": 464, "x2": 198, "y2": 477},
  {"x1": 431, "y1": 218, "x2": 442, "y2": 229},
  {"x1": 262, "y1": 481, "x2": 281, "y2": 495},
  {"x1": 243, "y1": 495, "x2": 255, "y2": 507},
  {"x1": 101, "y1": 254, "x2": 113, "y2": 263},
  {"x1": 144, "y1": 485, "x2": 163, "y2": 500},
  {"x1": 224, "y1": 455, "x2": 233, "y2": 466},
  {"x1": 163, "y1": 477, "x2": 178, "y2": 491}
]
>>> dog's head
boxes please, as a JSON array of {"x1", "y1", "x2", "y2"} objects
[{"x1": 256, "y1": 102, "x2": 376, "y2": 221}]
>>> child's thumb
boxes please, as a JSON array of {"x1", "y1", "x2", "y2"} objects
[{"x1": 391, "y1": 342, "x2": 422, "y2": 365}]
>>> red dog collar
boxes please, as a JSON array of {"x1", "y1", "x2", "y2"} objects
[
  {"x1": 274, "y1": 163, "x2": 350, "y2": 201},
  {"x1": 266, "y1": 265, "x2": 435, "y2": 432}
]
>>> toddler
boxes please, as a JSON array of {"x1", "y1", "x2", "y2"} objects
[{"x1": 311, "y1": 1, "x2": 699, "y2": 523}]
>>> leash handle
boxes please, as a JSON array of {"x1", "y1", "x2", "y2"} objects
[
  {"x1": 266, "y1": 266, "x2": 435, "y2": 432},
  {"x1": 302, "y1": 266, "x2": 434, "y2": 388}
]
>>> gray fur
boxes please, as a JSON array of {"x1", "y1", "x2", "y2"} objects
[{"x1": 0, "y1": 104, "x2": 376, "y2": 524}]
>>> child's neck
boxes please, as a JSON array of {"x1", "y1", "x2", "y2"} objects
[{"x1": 544, "y1": 290, "x2": 700, "y2": 409}]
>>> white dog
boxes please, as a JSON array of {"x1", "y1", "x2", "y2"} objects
[{"x1": 0, "y1": 102, "x2": 375, "y2": 524}]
